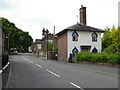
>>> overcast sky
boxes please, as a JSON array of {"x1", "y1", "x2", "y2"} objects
[
  {"x1": 0, "y1": 0, "x2": 119, "y2": 41},
  {"x1": 118, "y1": 1, "x2": 120, "y2": 26}
]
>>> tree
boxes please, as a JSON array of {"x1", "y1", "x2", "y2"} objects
[
  {"x1": 47, "y1": 42, "x2": 57, "y2": 51},
  {"x1": 0, "y1": 17, "x2": 33, "y2": 53},
  {"x1": 102, "y1": 26, "x2": 120, "y2": 53}
]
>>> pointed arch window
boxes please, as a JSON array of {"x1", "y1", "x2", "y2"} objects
[
  {"x1": 72, "y1": 31, "x2": 79, "y2": 41},
  {"x1": 72, "y1": 47, "x2": 79, "y2": 53},
  {"x1": 92, "y1": 47, "x2": 98, "y2": 53},
  {"x1": 91, "y1": 32, "x2": 98, "y2": 42},
  {"x1": 72, "y1": 47, "x2": 79, "y2": 57}
]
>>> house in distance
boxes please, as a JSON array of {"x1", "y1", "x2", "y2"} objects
[{"x1": 56, "y1": 5, "x2": 105, "y2": 61}]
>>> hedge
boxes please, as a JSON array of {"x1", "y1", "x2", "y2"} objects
[{"x1": 76, "y1": 52, "x2": 119, "y2": 65}]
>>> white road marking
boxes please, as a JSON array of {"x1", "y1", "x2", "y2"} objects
[
  {"x1": 29, "y1": 61, "x2": 33, "y2": 63},
  {"x1": 3, "y1": 62, "x2": 10, "y2": 70},
  {"x1": 25, "y1": 59, "x2": 28, "y2": 61},
  {"x1": 22, "y1": 57, "x2": 28, "y2": 61},
  {"x1": 35, "y1": 64, "x2": 42, "y2": 68},
  {"x1": 0, "y1": 70, "x2": 3, "y2": 74},
  {"x1": 70, "y1": 82, "x2": 84, "y2": 90},
  {"x1": 45, "y1": 69, "x2": 60, "y2": 77}
]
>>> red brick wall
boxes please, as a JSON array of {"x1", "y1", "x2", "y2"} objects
[{"x1": 58, "y1": 32, "x2": 67, "y2": 61}]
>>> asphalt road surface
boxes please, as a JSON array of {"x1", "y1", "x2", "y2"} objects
[{"x1": 6, "y1": 53, "x2": 118, "y2": 89}]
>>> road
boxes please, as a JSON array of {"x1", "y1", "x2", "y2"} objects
[{"x1": 6, "y1": 53, "x2": 118, "y2": 89}]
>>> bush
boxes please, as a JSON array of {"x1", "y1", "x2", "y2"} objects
[
  {"x1": 107, "y1": 54, "x2": 118, "y2": 64},
  {"x1": 76, "y1": 52, "x2": 91, "y2": 62},
  {"x1": 76, "y1": 52, "x2": 118, "y2": 65}
]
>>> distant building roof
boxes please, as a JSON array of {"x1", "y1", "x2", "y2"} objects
[
  {"x1": 32, "y1": 42, "x2": 35, "y2": 45},
  {"x1": 57, "y1": 23, "x2": 105, "y2": 36},
  {"x1": 41, "y1": 33, "x2": 54, "y2": 41},
  {"x1": 35, "y1": 39, "x2": 42, "y2": 44}
]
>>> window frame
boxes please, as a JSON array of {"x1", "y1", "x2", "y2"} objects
[
  {"x1": 91, "y1": 32, "x2": 98, "y2": 42},
  {"x1": 72, "y1": 31, "x2": 79, "y2": 41}
]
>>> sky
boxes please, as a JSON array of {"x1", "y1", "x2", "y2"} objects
[
  {"x1": 0, "y1": 0, "x2": 119, "y2": 41},
  {"x1": 118, "y1": 1, "x2": 120, "y2": 26}
]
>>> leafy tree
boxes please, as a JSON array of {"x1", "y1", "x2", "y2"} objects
[
  {"x1": 47, "y1": 42, "x2": 57, "y2": 51},
  {"x1": 0, "y1": 17, "x2": 33, "y2": 53},
  {"x1": 102, "y1": 26, "x2": 120, "y2": 53}
]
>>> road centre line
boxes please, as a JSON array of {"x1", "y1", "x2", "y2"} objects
[
  {"x1": 45, "y1": 69, "x2": 60, "y2": 77},
  {"x1": 24, "y1": 58, "x2": 28, "y2": 60},
  {"x1": 22, "y1": 57, "x2": 33, "y2": 63},
  {"x1": 24, "y1": 58, "x2": 28, "y2": 61},
  {"x1": 29, "y1": 61, "x2": 33, "y2": 63},
  {"x1": 70, "y1": 82, "x2": 84, "y2": 90},
  {"x1": 22, "y1": 57, "x2": 28, "y2": 61},
  {"x1": 35, "y1": 64, "x2": 42, "y2": 68}
]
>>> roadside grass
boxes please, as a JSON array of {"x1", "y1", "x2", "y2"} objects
[{"x1": 76, "y1": 52, "x2": 119, "y2": 65}]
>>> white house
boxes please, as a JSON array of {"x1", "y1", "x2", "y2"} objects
[{"x1": 56, "y1": 5, "x2": 105, "y2": 61}]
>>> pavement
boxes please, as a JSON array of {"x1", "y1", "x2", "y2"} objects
[
  {"x1": 5, "y1": 53, "x2": 119, "y2": 89},
  {"x1": 42, "y1": 55, "x2": 119, "y2": 77}
]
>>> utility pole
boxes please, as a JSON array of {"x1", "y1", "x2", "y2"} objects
[
  {"x1": 53, "y1": 26, "x2": 55, "y2": 35},
  {"x1": 8, "y1": 33, "x2": 9, "y2": 55},
  {"x1": 53, "y1": 26, "x2": 55, "y2": 60},
  {"x1": 46, "y1": 29, "x2": 49, "y2": 59}
]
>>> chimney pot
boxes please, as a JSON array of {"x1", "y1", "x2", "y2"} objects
[
  {"x1": 81, "y1": 5, "x2": 83, "y2": 8},
  {"x1": 42, "y1": 27, "x2": 45, "y2": 36}
]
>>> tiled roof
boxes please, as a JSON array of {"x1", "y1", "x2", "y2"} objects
[{"x1": 57, "y1": 23, "x2": 105, "y2": 36}]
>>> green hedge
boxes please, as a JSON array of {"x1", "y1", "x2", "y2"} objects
[{"x1": 76, "y1": 52, "x2": 119, "y2": 64}]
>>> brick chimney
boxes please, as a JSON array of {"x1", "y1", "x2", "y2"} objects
[
  {"x1": 79, "y1": 5, "x2": 86, "y2": 25},
  {"x1": 42, "y1": 27, "x2": 45, "y2": 37}
]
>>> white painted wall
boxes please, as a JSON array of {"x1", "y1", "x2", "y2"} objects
[{"x1": 67, "y1": 30, "x2": 102, "y2": 59}]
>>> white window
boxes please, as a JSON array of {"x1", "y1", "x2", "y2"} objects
[{"x1": 37, "y1": 44, "x2": 41, "y2": 49}]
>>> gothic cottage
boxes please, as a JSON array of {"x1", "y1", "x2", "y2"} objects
[{"x1": 56, "y1": 5, "x2": 105, "y2": 61}]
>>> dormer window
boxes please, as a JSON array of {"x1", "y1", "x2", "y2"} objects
[
  {"x1": 91, "y1": 32, "x2": 98, "y2": 42},
  {"x1": 72, "y1": 31, "x2": 79, "y2": 41}
]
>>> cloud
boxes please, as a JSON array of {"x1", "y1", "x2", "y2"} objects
[
  {"x1": 0, "y1": 0, "x2": 19, "y2": 11},
  {"x1": 0, "y1": 0, "x2": 119, "y2": 41},
  {"x1": 118, "y1": 1, "x2": 120, "y2": 26}
]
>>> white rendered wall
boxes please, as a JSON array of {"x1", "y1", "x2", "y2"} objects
[{"x1": 67, "y1": 30, "x2": 102, "y2": 59}]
